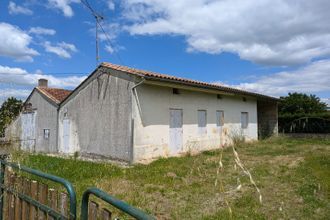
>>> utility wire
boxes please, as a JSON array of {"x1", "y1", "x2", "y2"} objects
[{"x1": 97, "y1": 20, "x2": 124, "y2": 65}]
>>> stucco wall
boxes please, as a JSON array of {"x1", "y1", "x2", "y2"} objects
[
  {"x1": 132, "y1": 84, "x2": 258, "y2": 162},
  {"x1": 4, "y1": 114, "x2": 22, "y2": 149},
  {"x1": 26, "y1": 91, "x2": 58, "y2": 152},
  {"x1": 5, "y1": 91, "x2": 58, "y2": 152},
  {"x1": 58, "y1": 69, "x2": 134, "y2": 161}
]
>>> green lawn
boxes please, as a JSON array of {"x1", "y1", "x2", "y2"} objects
[{"x1": 11, "y1": 136, "x2": 330, "y2": 219}]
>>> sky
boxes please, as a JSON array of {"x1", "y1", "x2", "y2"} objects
[{"x1": 0, "y1": 0, "x2": 330, "y2": 105}]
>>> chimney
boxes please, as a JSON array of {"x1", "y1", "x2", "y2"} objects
[{"x1": 38, "y1": 78, "x2": 48, "y2": 87}]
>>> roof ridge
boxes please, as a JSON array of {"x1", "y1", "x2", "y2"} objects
[
  {"x1": 36, "y1": 87, "x2": 72, "y2": 104},
  {"x1": 37, "y1": 87, "x2": 72, "y2": 91},
  {"x1": 101, "y1": 62, "x2": 195, "y2": 80}
]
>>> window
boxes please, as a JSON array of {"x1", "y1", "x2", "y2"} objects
[
  {"x1": 43, "y1": 129, "x2": 50, "y2": 139},
  {"x1": 241, "y1": 112, "x2": 248, "y2": 129},
  {"x1": 198, "y1": 110, "x2": 207, "y2": 135},
  {"x1": 172, "y1": 88, "x2": 180, "y2": 94},
  {"x1": 216, "y1": 110, "x2": 224, "y2": 127}
]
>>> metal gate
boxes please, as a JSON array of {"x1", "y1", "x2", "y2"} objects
[{"x1": 0, "y1": 158, "x2": 155, "y2": 220}]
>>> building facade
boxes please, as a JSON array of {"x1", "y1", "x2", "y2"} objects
[
  {"x1": 5, "y1": 63, "x2": 278, "y2": 163},
  {"x1": 5, "y1": 80, "x2": 71, "y2": 153},
  {"x1": 56, "y1": 63, "x2": 278, "y2": 163}
]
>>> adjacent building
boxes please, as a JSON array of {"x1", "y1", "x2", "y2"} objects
[
  {"x1": 6, "y1": 63, "x2": 278, "y2": 163},
  {"x1": 5, "y1": 79, "x2": 71, "y2": 153}
]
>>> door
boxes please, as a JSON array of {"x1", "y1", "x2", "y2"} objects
[
  {"x1": 169, "y1": 109, "x2": 183, "y2": 155},
  {"x1": 216, "y1": 110, "x2": 224, "y2": 133},
  {"x1": 21, "y1": 112, "x2": 36, "y2": 152},
  {"x1": 62, "y1": 118, "x2": 70, "y2": 153},
  {"x1": 198, "y1": 110, "x2": 207, "y2": 135}
]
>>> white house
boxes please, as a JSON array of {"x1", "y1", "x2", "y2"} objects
[{"x1": 56, "y1": 63, "x2": 278, "y2": 163}]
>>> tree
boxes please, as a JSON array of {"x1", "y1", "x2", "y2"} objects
[
  {"x1": 279, "y1": 93, "x2": 327, "y2": 115},
  {"x1": 0, "y1": 97, "x2": 23, "y2": 137}
]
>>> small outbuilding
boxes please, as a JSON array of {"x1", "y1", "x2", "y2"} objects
[{"x1": 5, "y1": 79, "x2": 71, "y2": 153}]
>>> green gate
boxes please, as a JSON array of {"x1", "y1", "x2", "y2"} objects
[{"x1": 0, "y1": 159, "x2": 155, "y2": 220}]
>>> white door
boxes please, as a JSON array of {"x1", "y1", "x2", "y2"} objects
[
  {"x1": 62, "y1": 119, "x2": 70, "y2": 153},
  {"x1": 198, "y1": 110, "x2": 207, "y2": 135},
  {"x1": 216, "y1": 110, "x2": 224, "y2": 133},
  {"x1": 21, "y1": 112, "x2": 36, "y2": 152},
  {"x1": 169, "y1": 109, "x2": 183, "y2": 155}
]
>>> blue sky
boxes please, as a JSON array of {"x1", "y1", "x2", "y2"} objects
[{"x1": 1, "y1": 0, "x2": 330, "y2": 105}]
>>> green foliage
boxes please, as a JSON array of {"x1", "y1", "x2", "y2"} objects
[
  {"x1": 278, "y1": 93, "x2": 329, "y2": 133},
  {"x1": 279, "y1": 92, "x2": 327, "y2": 115},
  {"x1": 279, "y1": 112, "x2": 330, "y2": 133},
  {"x1": 0, "y1": 97, "x2": 23, "y2": 136}
]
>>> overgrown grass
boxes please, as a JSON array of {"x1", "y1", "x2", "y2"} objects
[{"x1": 10, "y1": 136, "x2": 330, "y2": 219}]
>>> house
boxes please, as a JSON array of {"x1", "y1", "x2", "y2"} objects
[
  {"x1": 5, "y1": 63, "x2": 278, "y2": 163},
  {"x1": 5, "y1": 79, "x2": 71, "y2": 153},
  {"x1": 56, "y1": 63, "x2": 278, "y2": 163}
]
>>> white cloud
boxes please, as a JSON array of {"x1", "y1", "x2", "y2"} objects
[
  {"x1": 88, "y1": 21, "x2": 121, "y2": 54},
  {"x1": 105, "y1": 45, "x2": 114, "y2": 53},
  {"x1": 0, "y1": 65, "x2": 86, "y2": 104},
  {"x1": 8, "y1": 1, "x2": 33, "y2": 15},
  {"x1": 106, "y1": 0, "x2": 115, "y2": 10},
  {"x1": 43, "y1": 41, "x2": 77, "y2": 58},
  {"x1": 48, "y1": 0, "x2": 80, "y2": 17},
  {"x1": 29, "y1": 27, "x2": 56, "y2": 35},
  {"x1": 97, "y1": 22, "x2": 120, "y2": 42},
  {"x1": 220, "y1": 60, "x2": 330, "y2": 97},
  {"x1": 0, "y1": 22, "x2": 39, "y2": 62},
  {"x1": 0, "y1": 89, "x2": 31, "y2": 104},
  {"x1": 0, "y1": 65, "x2": 86, "y2": 88},
  {"x1": 321, "y1": 98, "x2": 330, "y2": 106},
  {"x1": 121, "y1": 0, "x2": 330, "y2": 66}
]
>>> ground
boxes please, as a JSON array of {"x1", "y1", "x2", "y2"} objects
[{"x1": 8, "y1": 136, "x2": 330, "y2": 219}]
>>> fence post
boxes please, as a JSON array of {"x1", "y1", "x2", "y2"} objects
[{"x1": 0, "y1": 156, "x2": 7, "y2": 220}]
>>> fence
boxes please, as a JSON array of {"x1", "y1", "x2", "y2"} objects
[
  {"x1": 278, "y1": 113, "x2": 330, "y2": 133},
  {"x1": 0, "y1": 158, "x2": 155, "y2": 220}
]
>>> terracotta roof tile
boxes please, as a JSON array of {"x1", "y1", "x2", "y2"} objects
[
  {"x1": 37, "y1": 87, "x2": 72, "y2": 104},
  {"x1": 101, "y1": 62, "x2": 278, "y2": 101}
]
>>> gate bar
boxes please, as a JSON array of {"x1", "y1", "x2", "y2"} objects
[
  {"x1": 0, "y1": 159, "x2": 77, "y2": 220},
  {"x1": 81, "y1": 187, "x2": 155, "y2": 220}
]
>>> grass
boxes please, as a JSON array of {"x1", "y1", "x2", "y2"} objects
[{"x1": 9, "y1": 136, "x2": 330, "y2": 219}]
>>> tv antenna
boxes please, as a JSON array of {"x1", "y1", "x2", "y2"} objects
[
  {"x1": 80, "y1": 0, "x2": 124, "y2": 65},
  {"x1": 80, "y1": 0, "x2": 104, "y2": 66}
]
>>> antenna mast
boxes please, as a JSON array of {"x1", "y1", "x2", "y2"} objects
[
  {"x1": 81, "y1": 0, "x2": 124, "y2": 65},
  {"x1": 81, "y1": 0, "x2": 104, "y2": 66},
  {"x1": 95, "y1": 14, "x2": 104, "y2": 65}
]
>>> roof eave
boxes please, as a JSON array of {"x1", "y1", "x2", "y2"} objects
[{"x1": 143, "y1": 75, "x2": 279, "y2": 101}]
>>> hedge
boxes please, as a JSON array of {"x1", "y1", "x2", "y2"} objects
[{"x1": 279, "y1": 112, "x2": 330, "y2": 133}]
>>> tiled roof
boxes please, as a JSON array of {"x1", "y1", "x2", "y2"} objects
[
  {"x1": 101, "y1": 62, "x2": 278, "y2": 101},
  {"x1": 37, "y1": 87, "x2": 72, "y2": 104}
]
